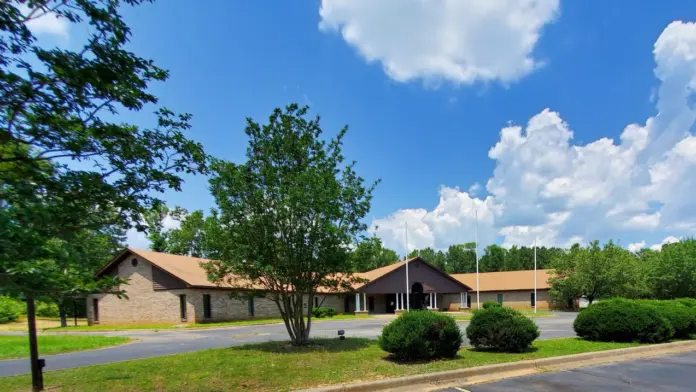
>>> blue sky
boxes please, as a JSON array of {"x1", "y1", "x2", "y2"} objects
[{"x1": 28, "y1": 1, "x2": 696, "y2": 254}]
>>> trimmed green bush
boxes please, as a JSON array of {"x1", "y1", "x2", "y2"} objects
[
  {"x1": 311, "y1": 307, "x2": 337, "y2": 318},
  {"x1": 0, "y1": 296, "x2": 25, "y2": 324},
  {"x1": 36, "y1": 301, "x2": 60, "y2": 318},
  {"x1": 482, "y1": 301, "x2": 501, "y2": 309},
  {"x1": 676, "y1": 298, "x2": 696, "y2": 308},
  {"x1": 379, "y1": 310, "x2": 462, "y2": 361},
  {"x1": 573, "y1": 298, "x2": 673, "y2": 343},
  {"x1": 638, "y1": 300, "x2": 696, "y2": 339},
  {"x1": 466, "y1": 307, "x2": 539, "y2": 352}
]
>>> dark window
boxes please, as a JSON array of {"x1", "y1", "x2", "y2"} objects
[
  {"x1": 497, "y1": 293, "x2": 504, "y2": 305},
  {"x1": 531, "y1": 293, "x2": 536, "y2": 307},
  {"x1": 368, "y1": 296, "x2": 375, "y2": 312},
  {"x1": 314, "y1": 297, "x2": 319, "y2": 308},
  {"x1": 248, "y1": 297, "x2": 255, "y2": 317},
  {"x1": 131, "y1": 258, "x2": 138, "y2": 267},
  {"x1": 203, "y1": 294, "x2": 212, "y2": 319},
  {"x1": 179, "y1": 295, "x2": 187, "y2": 321},
  {"x1": 467, "y1": 295, "x2": 472, "y2": 308},
  {"x1": 92, "y1": 299, "x2": 99, "y2": 323}
]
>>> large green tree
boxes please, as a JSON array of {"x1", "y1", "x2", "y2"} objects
[
  {"x1": 350, "y1": 236, "x2": 399, "y2": 272},
  {"x1": 647, "y1": 239, "x2": 696, "y2": 299},
  {"x1": 445, "y1": 243, "x2": 476, "y2": 273},
  {"x1": 0, "y1": 2, "x2": 206, "y2": 389},
  {"x1": 205, "y1": 104, "x2": 377, "y2": 346},
  {"x1": 479, "y1": 244, "x2": 506, "y2": 272}
]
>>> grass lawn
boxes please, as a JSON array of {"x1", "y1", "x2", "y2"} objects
[
  {"x1": 0, "y1": 337, "x2": 639, "y2": 392},
  {"x1": 0, "y1": 318, "x2": 89, "y2": 332},
  {"x1": 43, "y1": 314, "x2": 373, "y2": 332},
  {"x1": 0, "y1": 335, "x2": 131, "y2": 360}
]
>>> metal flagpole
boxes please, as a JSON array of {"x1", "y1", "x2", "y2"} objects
[
  {"x1": 405, "y1": 221, "x2": 410, "y2": 311},
  {"x1": 475, "y1": 208, "x2": 480, "y2": 310},
  {"x1": 534, "y1": 238, "x2": 537, "y2": 314}
]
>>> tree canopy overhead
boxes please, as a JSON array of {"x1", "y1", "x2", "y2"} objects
[{"x1": 204, "y1": 104, "x2": 378, "y2": 345}]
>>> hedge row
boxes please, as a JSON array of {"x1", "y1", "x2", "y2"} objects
[
  {"x1": 311, "y1": 307, "x2": 337, "y2": 318},
  {"x1": 574, "y1": 298, "x2": 696, "y2": 343}
]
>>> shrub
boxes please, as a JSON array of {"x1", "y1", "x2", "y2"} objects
[
  {"x1": 0, "y1": 296, "x2": 25, "y2": 324},
  {"x1": 482, "y1": 301, "x2": 501, "y2": 309},
  {"x1": 311, "y1": 307, "x2": 337, "y2": 318},
  {"x1": 466, "y1": 307, "x2": 540, "y2": 352},
  {"x1": 638, "y1": 300, "x2": 696, "y2": 339},
  {"x1": 573, "y1": 298, "x2": 673, "y2": 343},
  {"x1": 379, "y1": 311, "x2": 462, "y2": 361},
  {"x1": 36, "y1": 301, "x2": 60, "y2": 318},
  {"x1": 675, "y1": 298, "x2": 696, "y2": 308}
]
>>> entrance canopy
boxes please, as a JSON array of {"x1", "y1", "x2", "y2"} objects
[{"x1": 355, "y1": 257, "x2": 471, "y2": 294}]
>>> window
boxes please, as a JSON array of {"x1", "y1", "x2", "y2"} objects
[
  {"x1": 466, "y1": 295, "x2": 472, "y2": 308},
  {"x1": 248, "y1": 297, "x2": 255, "y2": 317},
  {"x1": 531, "y1": 293, "x2": 536, "y2": 307},
  {"x1": 203, "y1": 294, "x2": 212, "y2": 319},
  {"x1": 131, "y1": 258, "x2": 138, "y2": 267},
  {"x1": 179, "y1": 294, "x2": 187, "y2": 321},
  {"x1": 497, "y1": 293, "x2": 504, "y2": 305},
  {"x1": 314, "y1": 297, "x2": 319, "y2": 308},
  {"x1": 368, "y1": 296, "x2": 375, "y2": 312},
  {"x1": 92, "y1": 299, "x2": 99, "y2": 323}
]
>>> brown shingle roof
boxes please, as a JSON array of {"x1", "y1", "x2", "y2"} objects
[{"x1": 451, "y1": 269, "x2": 553, "y2": 292}]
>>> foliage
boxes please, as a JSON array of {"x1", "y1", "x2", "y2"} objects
[
  {"x1": 378, "y1": 311, "x2": 462, "y2": 361},
  {"x1": 0, "y1": 0, "x2": 207, "y2": 307},
  {"x1": 645, "y1": 239, "x2": 696, "y2": 299},
  {"x1": 311, "y1": 307, "x2": 337, "y2": 318},
  {"x1": 0, "y1": 296, "x2": 24, "y2": 324},
  {"x1": 573, "y1": 298, "x2": 673, "y2": 343},
  {"x1": 349, "y1": 235, "x2": 399, "y2": 272},
  {"x1": 35, "y1": 301, "x2": 59, "y2": 318},
  {"x1": 637, "y1": 300, "x2": 696, "y2": 339},
  {"x1": 466, "y1": 307, "x2": 540, "y2": 352},
  {"x1": 550, "y1": 241, "x2": 648, "y2": 307},
  {"x1": 204, "y1": 104, "x2": 377, "y2": 345},
  {"x1": 445, "y1": 243, "x2": 476, "y2": 273},
  {"x1": 676, "y1": 298, "x2": 696, "y2": 308},
  {"x1": 479, "y1": 245, "x2": 506, "y2": 272},
  {"x1": 143, "y1": 204, "x2": 173, "y2": 253},
  {"x1": 482, "y1": 301, "x2": 501, "y2": 309}
]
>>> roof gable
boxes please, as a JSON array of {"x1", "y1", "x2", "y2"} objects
[{"x1": 356, "y1": 257, "x2": 472, "y2": 293}]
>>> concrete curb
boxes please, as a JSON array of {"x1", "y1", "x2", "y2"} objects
[{"x1": 296, "y1": 340, "x2": 696, "y2": 392}]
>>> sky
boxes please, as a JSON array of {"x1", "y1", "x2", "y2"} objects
[{"x1": 25, "y1": 0, "x2": 696, "y2": 256}]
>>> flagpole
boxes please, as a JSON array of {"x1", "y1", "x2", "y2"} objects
[
  {"x1": 475, "y1": 208, "x2": 480, "y2": 310},
  {"x1": 405, "y1": 221, "x2": 410, "y2": 311},
  {"x1": 534, "y1": 238, "x2": 537, "y2": 314}
]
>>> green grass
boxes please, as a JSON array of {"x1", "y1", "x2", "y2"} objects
[
  {"x1": 0, "y1": 337, "x2": 639, "y2": 392},
  {"x1": 43, "y1": 314, "x2": 373, "y2": 332},
  {"x1": 0, "y1": 335, "x2": 131, "y2": 360}
]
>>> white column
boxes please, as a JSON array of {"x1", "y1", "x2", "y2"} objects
[
  {"x1": 363, "y1": 293, "x2": 367, "y2": 312},
  {"x1": 429, "y1": 293, "x2": 433, "y2": 309},
  {"x1": 434, "y1": 292, "x2": 438, "y2": 309},
  {"x1": 355, "y1": 293, "x2": 361, "y2": 312},
  {"x1": 460, "y1": 292, "x2": 464, "y2": 308}
]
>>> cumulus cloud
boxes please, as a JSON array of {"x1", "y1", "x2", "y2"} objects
[
  {"x1": 650, "y1": 236, "x2": 680, "y2": 251},
  {"x1": 627, "y1": 241, "x2": 647, "y2": 253},
  {"x1": 17, "y1": 3, "x2": 69, "y2": 38},
  {"x1": 372, "y1": 21, "x2": 696, "y2": 252},
  {"x1": 319, "y1": 0, "x2": 559, "y2": 85},
  {"x1": 125, "y1": 215, "x2": 181, "y2": 249}
]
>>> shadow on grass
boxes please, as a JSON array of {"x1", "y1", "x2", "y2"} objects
[
  {"x1": 465, "y1": 346, "x2": 539, "y2": 354},
  {"x1": 382, "y1": 345, "x2": 540, "y2": 365},
  {"x1": 232, "y1": 337, "x2": 373, "y2": 354}
]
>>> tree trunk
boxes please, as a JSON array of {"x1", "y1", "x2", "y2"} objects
[
  {"x1": 26, "y1": 294, "x2": 44, "y2": 392},
  {"x1": 58, "y1": 300, "x2": 67, "y2": 328}
]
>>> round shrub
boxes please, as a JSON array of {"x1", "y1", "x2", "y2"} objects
[
  {"x1": 675, "y1": 298, "x2": 696, "y2": 308},
  {"x1": 36, "y1": 301, "x2": 60, "y2": 318},
  {"x1": 482, "y1": 301, "x2": 501, "y2": 309},
  {"x1": 573, "y1": 298, "x2": 673, "y2": 343},
  {"x1": 0, "y1": 296, "x2": 25, "y2": 324},
  {"x1": 311, "y1": 307, "x2": 337, "y2": 318},
  {"x1": 466, "y1": 307, "x2": 539, "y2": 352},
  {"x1": 379, "y1": 311, "x2": 462, "y2": 361},
  {"x1": 638, "y1": 300, "x2": 696, "y2": 339}
]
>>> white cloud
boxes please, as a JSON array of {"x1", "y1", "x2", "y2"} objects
[
  {"x1": 372, "y1": 21, "x2": 696, "y2": 250},
  {"x1": 125, "y1": 214, "x2": 181, "y2": 249},
  {"x1": 319, "y1": 0, "x2": 559, "y2": 85},
  {"x1": 650, "y1": 236, "x2": 680, "y2": 251},
  {"x1": 17, "y1": 3, "x2": 69, "y2": 39},
  {"x1": 627, "y1": 241, "x2": 646, "y2": 253}
]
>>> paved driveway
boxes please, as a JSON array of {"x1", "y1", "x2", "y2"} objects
[
  {"x1": 439, "y1": 351, "x2": 696, "y2": 392},
  {"x1": 0, "y1": 312, "x2": 577, "y2": 377}
]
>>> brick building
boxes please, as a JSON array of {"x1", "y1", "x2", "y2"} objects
[{"x1": 87, "y1": 248, "x2": 552, "y2": 325}]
